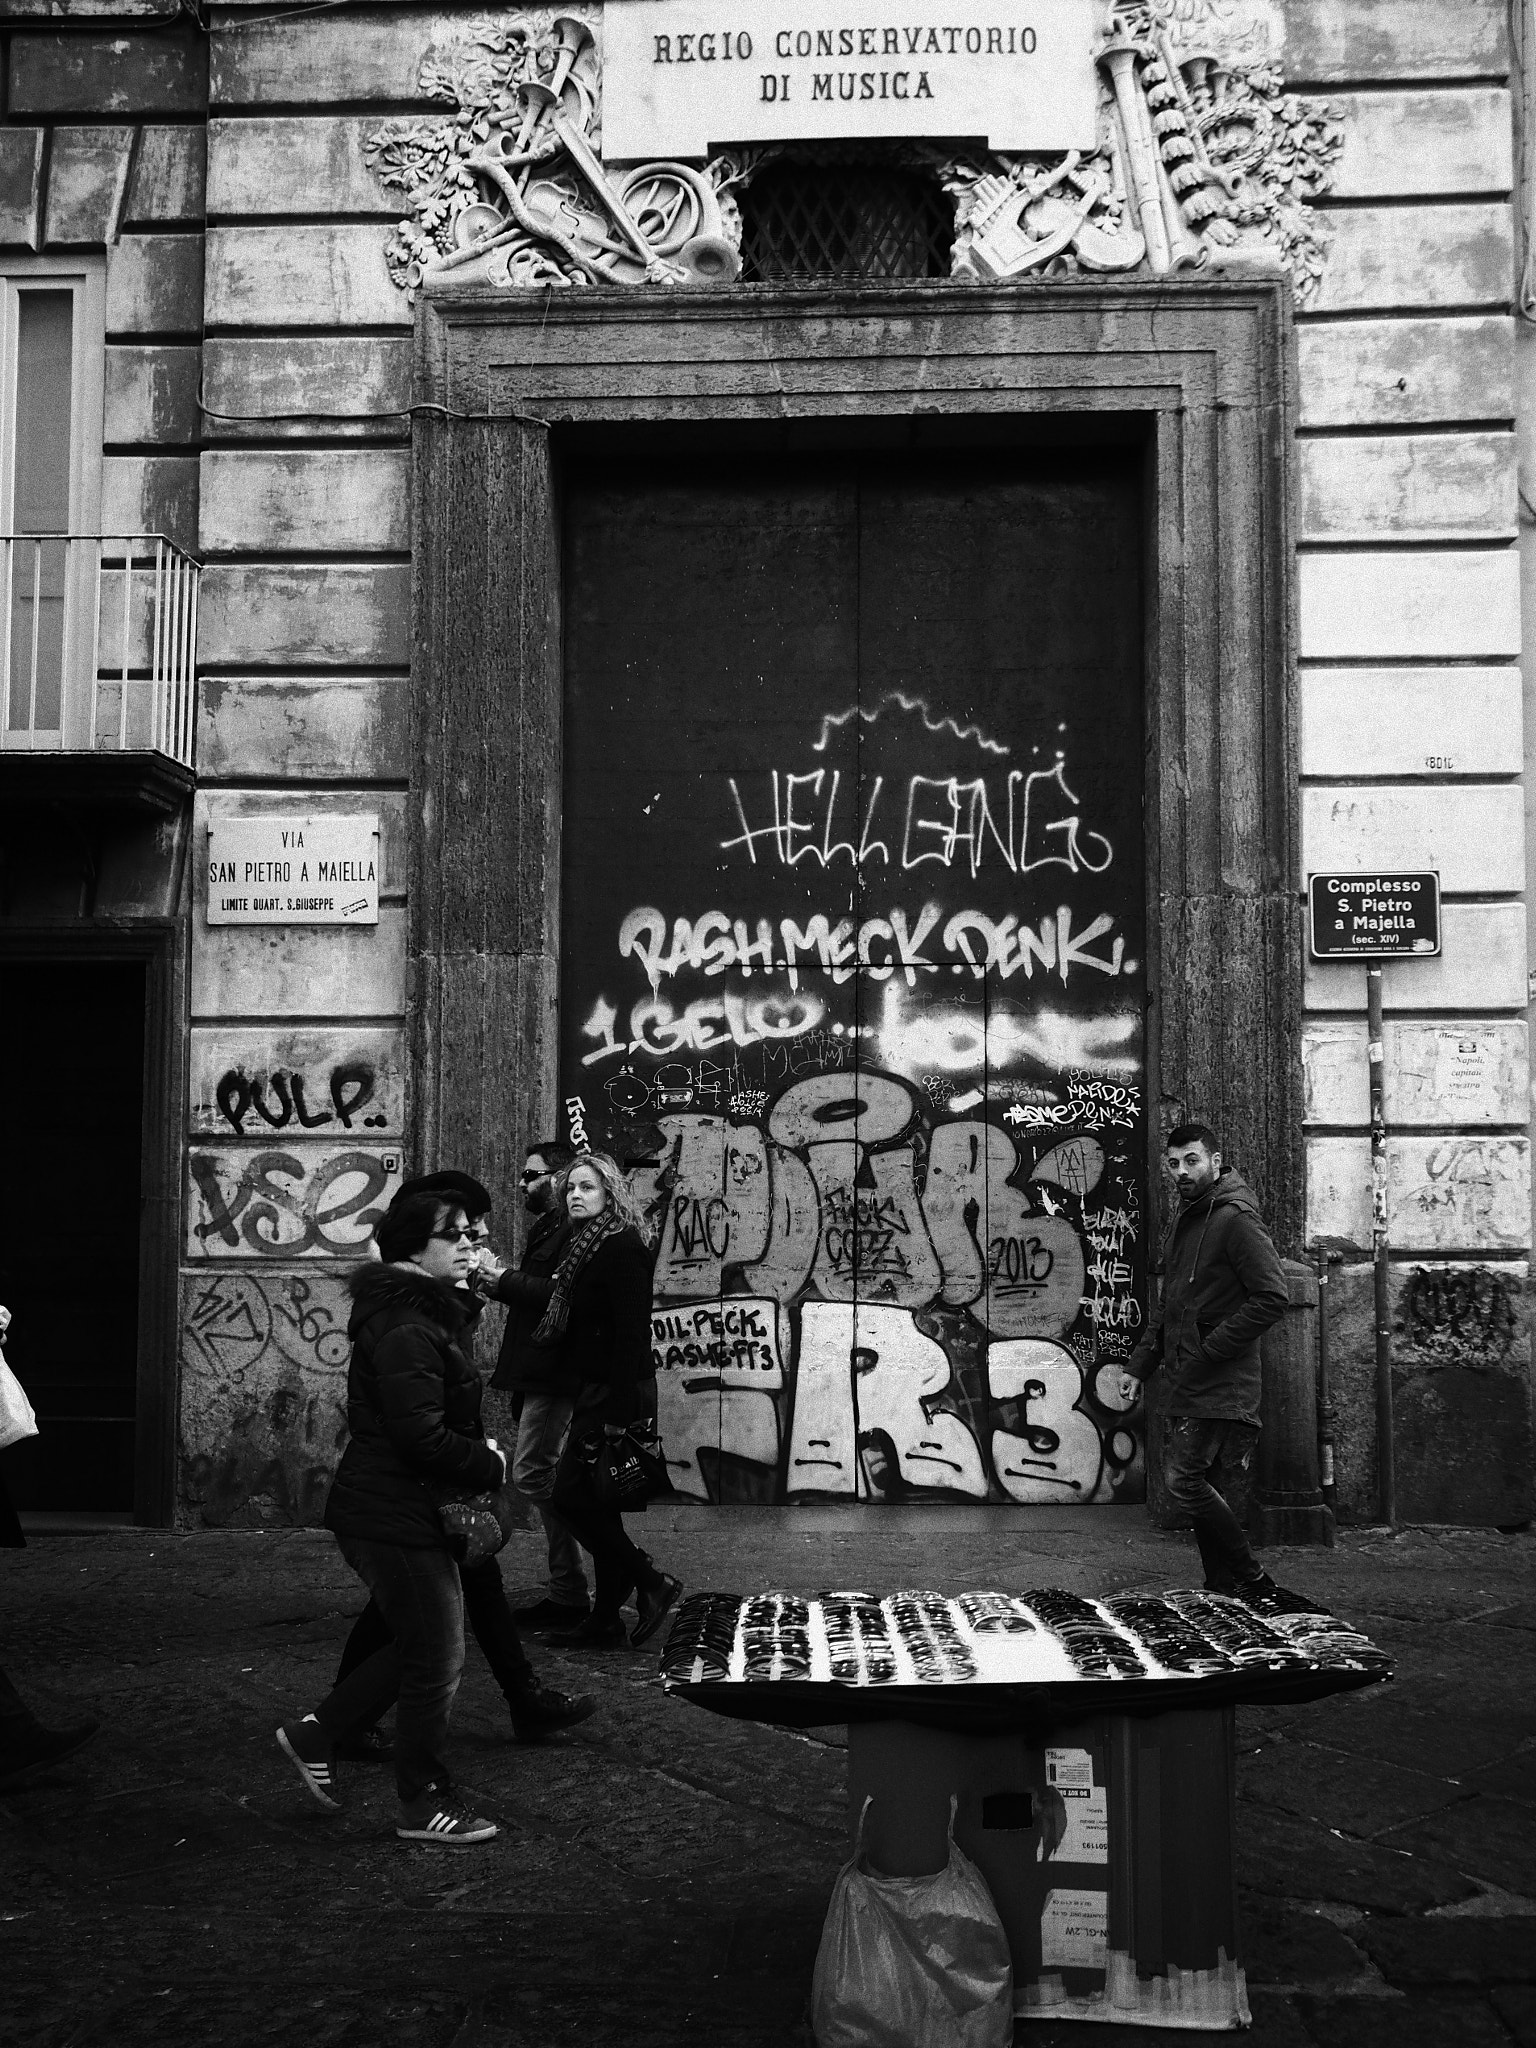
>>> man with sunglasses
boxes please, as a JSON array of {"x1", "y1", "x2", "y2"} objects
[{"x1": 482, "y1": 1143, "x2": 592, "y2": 1631}]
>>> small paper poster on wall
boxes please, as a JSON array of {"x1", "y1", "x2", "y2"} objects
[
  {"x1": 1044, "y1": 1747, "x2": 1108, "y2": 1864},
  {"x1": 1040, "y1": 1888, "x2": 1108, "y2": 1971}
]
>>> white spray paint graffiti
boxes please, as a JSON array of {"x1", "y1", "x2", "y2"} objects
[{"x1": 568, "y1": 693, "x2": 1149, "y2": 1506}]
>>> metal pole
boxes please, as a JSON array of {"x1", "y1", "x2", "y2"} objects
[
  {"x1": 1367, "y1": 966, "x2": 1395, "y2": 1525},
  {"x1": 1314, "y1": 1247, "x2": 1337, "y2": 1530}
]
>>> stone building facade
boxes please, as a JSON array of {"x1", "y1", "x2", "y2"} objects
[{"x1": 0, "y1": 0, "x2": 1529, "y2": 1532}]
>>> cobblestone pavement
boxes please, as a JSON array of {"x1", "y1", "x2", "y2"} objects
[{"x1": 2, "y1": 1511, "x2": 1532, "y2": 2047}]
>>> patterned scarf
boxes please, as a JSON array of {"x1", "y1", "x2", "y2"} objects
[{"x1": 531, "y1": 1210, "x2": 624, "y2": 1344}]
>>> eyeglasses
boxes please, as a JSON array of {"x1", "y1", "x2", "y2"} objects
[
  {"x1": 519, "y1": 1169, "x2": 548, "y2": 1183},
  {"x1": 430, "y1": 1226, "x2": 475, "y2": 1243}
]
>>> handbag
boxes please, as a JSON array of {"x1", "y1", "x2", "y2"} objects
[
  {"x1": 432, "y1": 1480, "x2": 518, "y2": 1569},
  {"x1": 0, "y1": 1349, "x2": 39, "y2": 1453},
  {"x1": 584, "y1": 1418, "x2": 670, "y2": 1511}
]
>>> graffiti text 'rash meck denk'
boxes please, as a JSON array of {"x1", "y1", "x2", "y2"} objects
[{"x1": 578, "y1": 753, "x2": 1132, "y2": 1062}]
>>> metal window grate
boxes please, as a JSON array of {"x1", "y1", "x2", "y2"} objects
[{"x1": 739, "y1": 162, "x2": 952, "y2": 282}]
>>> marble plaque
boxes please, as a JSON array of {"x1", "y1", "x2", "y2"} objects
[{"x1": 601, "y1": 0, "x2": 1098, "y2": 160}]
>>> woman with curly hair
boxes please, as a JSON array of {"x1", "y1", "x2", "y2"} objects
[{"x1": 533, "y1": 1152, "x2": 682, "y2": 1651}]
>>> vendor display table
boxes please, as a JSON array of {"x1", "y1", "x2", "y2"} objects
[{"x1": 661, "y1": 1588, "x2": 1391, "y2": 2030}]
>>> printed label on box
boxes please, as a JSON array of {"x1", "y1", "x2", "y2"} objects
[{"x1": 1040, "y1": 1888, "x2": 1108, "y2": 1971}]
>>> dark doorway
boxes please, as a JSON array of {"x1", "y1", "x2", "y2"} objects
[
  {"x1": 0, "y1": 960, "x2": 145, "y2": 1511},
  {"x1": 559, "y1": 445, "x2": 1148, "y2": 1508}
]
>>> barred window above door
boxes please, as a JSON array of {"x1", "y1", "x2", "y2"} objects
[{"x1": 738, "y1": 162, "x2": 953, "y2": 282}]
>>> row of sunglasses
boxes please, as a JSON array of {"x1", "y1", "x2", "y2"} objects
[{"x1": 662, "y1": 1588, "x2": 1389, "y2": 1686}]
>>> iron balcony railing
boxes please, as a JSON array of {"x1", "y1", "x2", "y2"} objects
[{"x1": 1, "y1": 533, "x2": 200, "y2": 769}]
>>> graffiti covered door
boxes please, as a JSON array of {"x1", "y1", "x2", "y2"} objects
[{"x1": 561, "y1": 449, "x2": 1147, "y2": 1505}]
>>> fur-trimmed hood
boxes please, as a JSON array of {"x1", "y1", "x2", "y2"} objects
[{"x1": 346, "y1": 1260, "x2": 468, "y2": 1339}]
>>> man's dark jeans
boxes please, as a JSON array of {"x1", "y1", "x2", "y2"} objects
[
  {"x1": 1162, "y1": 1416, "x2": 1263, "y2": 1590},
  {"x1": 325, "y1": 1538, "x2": 465, "y2": 1802}
]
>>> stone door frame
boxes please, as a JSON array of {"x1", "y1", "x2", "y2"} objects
[{"x1": 408, "y1": 278, "x2": 1301, "y2": 1254}]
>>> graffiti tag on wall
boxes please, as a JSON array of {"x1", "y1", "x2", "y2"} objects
[
  {"x1": 639, "y1": 1070, "x2": 1144, "y2": 1504},
  {"x1": 563, "y1": 725, "x2": 1147, "y2": 1502},
  {"x1": 189, "y1": 1027, "x2": 404, "y2": 1137},
  {"x1": 186, "y1": 1144, "x2": 401, "y2": 1258},
  {"x1": 1396, "y1": 1263, "x2": 1526, "y2": 1367},
  {"x1": 179, "y1": 1269, "x2": 354, "y2": 1524},
  {"x1": 560, "y1": 458, "x2": 1148, "y2": 1505}
]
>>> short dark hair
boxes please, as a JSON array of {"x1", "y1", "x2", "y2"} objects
[
  {"x1": 377, "y1": 1191, "x2": 460, "y2": 1264},
  {"x1": 1165, "y1": 1121, "x2": 1220, "y2": 1154},
  {"x1": 396, "y1": 1170, "x2": 491, "y2": 1220},
  {"x1": 527, "y1": 1140, "x2": 575, "y2": 1173}
]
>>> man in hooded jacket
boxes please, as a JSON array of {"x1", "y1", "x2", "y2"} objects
[{"x1": 1120, "y1": 1122, "x2": 1295, "y2": 1609}]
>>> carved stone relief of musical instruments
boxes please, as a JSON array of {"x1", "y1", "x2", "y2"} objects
[{"x1": 365, "y1": 2, "x2": 1341, "y2": 302}]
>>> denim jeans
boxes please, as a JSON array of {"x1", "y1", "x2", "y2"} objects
[
  {"x1": 1161, "y1": 1416, "x2": 1263, "y2": 1589},
  {"x1": 507, "y1": 1390, "x2": 588, "y2": 1605},
  {"x1": 335, "y1": 1553, "x2": 533, "y2": 1705},
  {"x1": 328, "y1": 1537, "x2": 465, "y2": 1802}
]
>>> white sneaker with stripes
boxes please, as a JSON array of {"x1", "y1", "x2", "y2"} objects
[{"x1": 396, "y1": 1788, "x2": 498, "y2": 1844}]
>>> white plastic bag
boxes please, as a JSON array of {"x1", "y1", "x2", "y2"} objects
[
  {"x1": 811, "y1": 1795, "x2": 1013, "y2": 2048},
  {"x1": 0, "y1": 1349, "x2": 38, "y2": 1452}
]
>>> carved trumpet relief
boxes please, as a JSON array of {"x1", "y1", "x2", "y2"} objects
[
  {"x1": 366, "y1": 10, "x2": 739, "y2": 291},
  {"x1": 365, "y1": 1, "x2": 1341, "y2": 299}
]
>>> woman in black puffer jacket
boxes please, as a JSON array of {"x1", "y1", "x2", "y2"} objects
[
  {"x1": 275, "y1": 1190, "x2": 506, "y2": 1846},
  {"x1": 535, "y1": 1152, "x2": 682, "y2": 1651}
]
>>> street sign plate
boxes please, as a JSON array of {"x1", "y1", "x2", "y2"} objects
[
  {"x1": 207, "y1": 814, "x2": 380, "y2": 925},
  {"x1": 1308, "y1": 871, "x2": 1441, "y2": 960}
]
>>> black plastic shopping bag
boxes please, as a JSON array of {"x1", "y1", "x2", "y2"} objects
[{"x1": 811, "y1": 1796, "x2": 1013, "y2": 2047}]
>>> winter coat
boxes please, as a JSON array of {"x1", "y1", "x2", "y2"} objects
[
  {"x1": 1125, "y1": 1170, "x2": 1288, "y2": 1427},
  {"x1": 488, "y1": 1211, "x2": 573, "y2": 1395},
  {"x1": 537, "y1": 1226, "x2": 657, "y2": 1440},
  {"x1": 323, "y1": 1263, "x2": 504, "y2": 1550}
]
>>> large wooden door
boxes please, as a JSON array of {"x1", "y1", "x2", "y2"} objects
[{"x1": 561, "y1": 446, "x2": 1148, "y2": 1505}]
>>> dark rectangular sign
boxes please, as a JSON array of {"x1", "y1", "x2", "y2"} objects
[{"x1": 1308, "y1": 872, "x2": 1441, "y2": 960}]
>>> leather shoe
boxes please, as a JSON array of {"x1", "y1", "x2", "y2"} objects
[
  {"x1": 560, "y1": 1614, "x2": 629, "y2": 1651},
  {"x1": 631, "y1": 1572, "x2": 683, "y2": 1647},
  {"x1": 517, "y1": 1597, "x2": 591, "y2": 1632},
  {"x1": 510, "y1": 1681, "x2": 598, "y2": 1741}
]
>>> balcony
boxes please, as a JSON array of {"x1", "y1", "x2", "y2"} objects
[{"x1": 0, "y1": 534, "x2": 199, "y2": 815}]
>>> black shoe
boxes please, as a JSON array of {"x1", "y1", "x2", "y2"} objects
[
  {"x1": 510, "y1": 1681, "x2": 598, "y2": 1742},
  {"x1": 396, "y1": 1786, "x2": 498, "y2": 1844},
  {"x1": 518, "y1": 1597, "x2": 591, "y2": 1632},
  {"x1": 276, "y1": 1718, "x2": 343, "y2": 1811},
  {"x1": 1203, "y1": 1577, "x2": 1240, "y2": 1596},
  {"x1": 631, "y1": 1572, "x2": 683, "y2": 1648},
  {"x1": 1237, "y1": 1575, "x2": 1319, "y2": 1617},
  {"x1": 0, "y1": 1716, "x2": 99, "y2": 1787},
  {"x1": 335, "y1": 1725, "x2": 394, "y2": 1764},
  {"x1": 560, "y1": 1614, "x2": 630, "y2": 1651}
]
